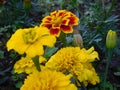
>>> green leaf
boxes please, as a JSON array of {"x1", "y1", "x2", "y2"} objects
[
  {"x1": 101, "y1": 81, "x2": 113, "y2": 90},
  {"x1": 0, "y1": 50, "x2": 4, "y2": 59},
  {"x1": 15, "y1": 81, "x2": 23, "y2": 88},
  {"x1": 71, "y1": 0, "x2": 77, "y2": 3},
  {"x1": 114, "y1": 72, "x2": 120, "y2": 76},
  {"x1": 32, "y1": 56, "x2": 41, "y2": 71},
  {"x1": 44, "y1": 47, "x2": 58, "y2": 59}
]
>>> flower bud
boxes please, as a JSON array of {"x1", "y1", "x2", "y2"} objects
[
  {"x1": 106, "y1": 30, "x2": 117, "y2": 50},
  {"x1": 73, "y1": 26, "x2": 83, "y2": 48},
  {"x1": 23, "y1": 0, "x2": 31, "y2": 12},
  {"x1": 73, "y1": 34, "x2": 83, "y2": 48}
]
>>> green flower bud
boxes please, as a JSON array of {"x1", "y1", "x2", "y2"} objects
[
  {"x1": 23, "y1": 0, "x2": 31, "y2": 12},
  {"x1": 106, "y1": 30, "x2": 117, "y2": 50}
]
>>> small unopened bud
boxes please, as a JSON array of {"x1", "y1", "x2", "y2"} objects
[
  {"x1": 73, "y1": 26, "x2": 83, "y2": 48},
  {"x1": 106, "y1": 30, "x2": 117, "y2": 50},
  {"x1": 73, "y1": 34, "x2": 83, "y2": 48},
  {"x1": 23, "y1": 0, "x2": 31, "y2": 12}
]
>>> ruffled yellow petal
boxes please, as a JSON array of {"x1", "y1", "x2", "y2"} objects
[
  {"x1": 46, "y1": 46, "x2": 100, "y2": 86},
  {"x1": 6, "y1": 29, "x2": 29, "y2": 54},
  {"x1": 39, "y1": 35, "x2": 56, "y2": 47},
  {"x1": 26, "y1": 43, "x2": 44, "y2": 57},
  {"x1": 21, "y1": 69, "x2": 77, "y2": 90},
  {"x1": 14, "y1": 56, "x2": 45, "y2": 74},
  {"x1": 6, "y1": 26, "x2": 56, "y2": 57}
]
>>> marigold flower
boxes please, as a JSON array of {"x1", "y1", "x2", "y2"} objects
[
  {"x1": 6, "y1": 26, "x2": 56, "y2": 57},
  {"x1": 46, "y1": 47, "x2": 100, "y2": 86},
  {"x1": 40, "y1": 10, "x2": 79, "y2": 37},
  {"x1": 14, "y1": 56, "x2": 46, "y2": 74},
  {"x1": 21, "y1": 69, "x2": 77, "y2": 90}
]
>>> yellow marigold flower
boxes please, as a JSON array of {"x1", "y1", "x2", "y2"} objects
[
  {"x1": 14, "y1": 56, "x2": 46, "y2": 74},
  {"x1": 46, "y1": 47, "x2": 100, "y2": 85},
  {"x1": 6, "y1": 26, "x2": 56, "y2": 57},
  {"x1": 40, "y1": 10, "x2": 79, "y2": 37},
  {"x1": 21, "y1": 69, "x2": 77, "y2": 90}
]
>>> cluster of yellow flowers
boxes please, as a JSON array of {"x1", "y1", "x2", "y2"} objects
[{"x1": 6, "y1": 10, "x2": 100, "y2": 90}]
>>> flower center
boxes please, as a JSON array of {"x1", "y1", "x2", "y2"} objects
[
  {"x1": 52, "y1": 17, "x2": 62, "y2": 24},
  {"x1": 22, "y1": 29, "x2": 38, "y2": 44}
]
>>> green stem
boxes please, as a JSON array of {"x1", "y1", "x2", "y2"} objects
[
  {"x1": 71, "y1": 0, "x2": 83, "y2": 17},
  {"x1": 60, "y1": 0, "x2": 64, "y2": 9},
  {"x1": 58, "y1": 32, "x2": 67, "y2": 46},
  {"x1": 103, "y1": 49, "x2": 113, "y2": 90},
  {"x1": 101, "y1": 0, "x2": 106, "y2": 19},
  {"x1": 107, "y1": 0, "x2": 116, "y2": 16}
]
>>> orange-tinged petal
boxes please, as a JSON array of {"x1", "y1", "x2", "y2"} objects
[
  {"x1": 41, "y1": 23, "x2": 52, "y2": 29},
  {"x1": 42, "y1": 16, "x2": 52, "y2": 23},
  {"x1": 51, "y1": 11, "x2": 57, "y2": 16},
  {"x1": 63, "y1": 12, "x2": 71, "y2": 18},
  {"x1": 57, "y1": 10, "x2": 66, "y2": 17},
  {"x1": 61, "y1": 25, "x2": 73, "y2": 33},
  {"x1": 62, "y1": 19, "x2": 70, "y2": 26},
  {"x1": 68, "y1": 16, "x2": 79, "y2": 25},
  {"x1": 52, "y1": 24, "x2": 60, "y2": 29},
  {"x1": 50, "y1": 28, "x2": 61, "y2": 37}
]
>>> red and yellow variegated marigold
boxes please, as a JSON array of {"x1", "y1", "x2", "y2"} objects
[{"x1": 40, "y1": 10, "x2": 79, "y2": 37}]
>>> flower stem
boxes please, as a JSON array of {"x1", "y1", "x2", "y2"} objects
[
  {"x1": 58, "y1": 32, "x2": 67, "y2": 46},
  {"x1": 103, "y1": 49, "x2": 113, "y2": 90}
]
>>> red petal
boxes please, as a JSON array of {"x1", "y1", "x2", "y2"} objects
[
  {"x1": 51, "y1": 11, "x2": 57, "y2": 16},
  {"x1": 50, "y1": 28, "x2": 60, "y2": 36},
  {"x1": 41, "y1": 23, "x2": 52, "y2": 29},
  {"x1": 62, "y1": 19, "x2": 69, "y2": 25},
  {"x1": 58, "y1": 10, "x2": 66, "y2": 17},
  {"x1": 42, "y1": 16, "x2": 52, "y2": 23},
  {"x1": 61, "y1": 25, "x2": 73, "y2": 33},
  {"x1": 46, "y1": 17, "x2": 52, "y2": 21},
  {"x1": 68, "y1": 16, "x2": 77, "y2": 25}
]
